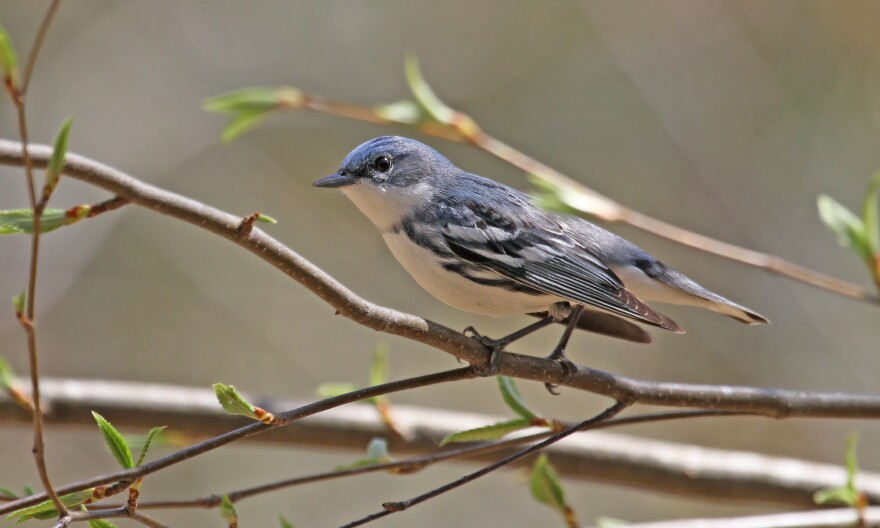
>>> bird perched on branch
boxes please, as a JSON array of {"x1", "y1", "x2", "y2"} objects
[{"x1": 314, "y1": 136, "x2": 767, "y2": 388}]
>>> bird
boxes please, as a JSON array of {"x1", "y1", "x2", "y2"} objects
[{"x1": 314, "y1": 136, "x2": 767, "y2": 387}]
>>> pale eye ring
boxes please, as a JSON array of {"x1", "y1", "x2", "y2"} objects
[{"x1": 373, "y1": 155, "x2": 392, "y2": 173}]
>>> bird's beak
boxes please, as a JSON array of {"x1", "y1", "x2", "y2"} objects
[{"x1": 312, "y1": 172, "x2": 355, "y2": 188}]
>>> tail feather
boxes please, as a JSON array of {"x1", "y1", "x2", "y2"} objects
[
  {"x1": 529, "y1": 310, "x2": 653, "y2": 343},
  {"x1": 652, "y1": 268, "x2": 769, "y2": 325}
]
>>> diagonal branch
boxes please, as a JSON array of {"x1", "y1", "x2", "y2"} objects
[
  {"x1": 1, "y1": 140, "x2": 879, "y2": 419},
  {"x1": 290, "y1": 92, "x2": 879, "y2": 303},
  {"x1": 341, "y1": 401, "x2": 631, "y2": 527}
]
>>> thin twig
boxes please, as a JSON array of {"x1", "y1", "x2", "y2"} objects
[
  {"x1": 84, "y1": 195, "x2": 130, "y2": 216},
  {"x1": 295, "y1": 93, "x2": 879, "y2": 303},
  {"x1": 3, "y1": 0, "x2": 67, "y2": 516},
  {"x1": 0, "y1": 368, "x2": 476, "y2": 515},
  {"x1": 20, "y1": 0, "x2": 62, "y2": 95},
  {"x1": 130, "y1": 511, "x2": 170, "y2": 528},
  {"x1": 341, "y1": 401, "x2": 630, "y2": 527},
  {"x1": 466, "y1": 131, "x2": 879, "y2": 302},
  {"x1": 132, "y1": 409, "x2": 744, "y2": 511},
  {"x1": 5, "y1": 379, "x2": 869, "y2": 507},
  {"x1": 51, "y1": 506, "x2": 169, "y2": 528}
]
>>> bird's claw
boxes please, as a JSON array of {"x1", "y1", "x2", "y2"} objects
[
  {"x1": 543, "y1": 348, "x2": 579, "y2": 395},
  {"x1": 472, "y1": 347, "x2": 502, "y2": 377},
  {"x1": 463, "y1": 326, "x2": 505, "y2": 377}
]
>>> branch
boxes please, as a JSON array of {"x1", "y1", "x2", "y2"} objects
[
  {"x1": 3, "y1": 1, "x2": 67, "y2": 516},
  {"x1": 1, "y1": 140, "x2": 879, "y2": 418},
  {"x1": 2, "y1": 378, "x2": 879, "y2": 508},
  {"x1": 20, "y1": 0, "x2": 62, "y2": 96},
  {"x1": 52, "y1": 506, "x2": 168, "y2": 528},
  {"x1": 341, "y1": 401, "x2": 631, "y2": 527}
]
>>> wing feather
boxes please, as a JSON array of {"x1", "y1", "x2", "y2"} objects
[{"x1": 440, "y1": 202, "x2": 683, "y2": 333}]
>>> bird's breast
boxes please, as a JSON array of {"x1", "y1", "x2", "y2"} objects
[{"x1": 381, "y1": 231, "x2": 557, "y2": 316}]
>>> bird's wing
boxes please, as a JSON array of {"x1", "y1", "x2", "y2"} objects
[{"x1": 439, "y1": 200, "x2": 682, "y2": 332}]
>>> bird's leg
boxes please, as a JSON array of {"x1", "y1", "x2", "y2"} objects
[
  {"x1": 463, "y1": 316, "x2": 556, "y2": 376},
  {"x1": 544, "y1": 304, "x2": 585, "y2": 395}
]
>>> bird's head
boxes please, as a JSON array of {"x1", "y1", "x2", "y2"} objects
[{"x1": 314, "y1": 136, "x2": 454, "y2": 230}]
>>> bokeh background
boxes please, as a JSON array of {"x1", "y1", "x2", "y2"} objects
[{"x1": 1, "y1": 1, "x2": 879, "y2": 526}]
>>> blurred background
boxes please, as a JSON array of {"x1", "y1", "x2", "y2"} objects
[{"x1": 1, "y1": 1, "x2": 879, "y2": 526}]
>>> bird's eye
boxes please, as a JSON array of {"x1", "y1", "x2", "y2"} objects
[{"x1": 372, "y1": 155, "x2": 392, "y2": 173}]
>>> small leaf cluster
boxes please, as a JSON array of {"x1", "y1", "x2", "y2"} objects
[
  {"x1": 213, "y1": 383, "x2": 276, "y2": 424},
  {"x1": 814, "y1": 434, "x2": 866, "y2": 512},
  {"x1": 204, "y1": 55, "x2": 477, "y2": 144},
  {"x1": 6, "y1": 415, "x2": 164, "y2": 523},
  {"x1": 204, "y1": 87, "x2": 304, "y2": 142},
  {"x1": 0, "y1": 117, "x2": 75, "y2": 235},
  {"x1": 818, "y1": 172, "x2": 880, "y2": 288}
]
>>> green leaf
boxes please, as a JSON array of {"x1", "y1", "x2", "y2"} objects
[
  {"x1": 0, "y1": 24, "x2": 19, "y2": 87},
  {"x1": 134, "y1": 426, "x2": 167, "y2": 467},
  {"x1": 373, "y1": 100, "x2": 423, "y2": 124},
  {"x1": 403, "y1": 54, "x2": 455, "y2": 124},
  {"x1": 817, "y1": 195, "x2": 872, "y2": 262},
  {"x1": 7, "y1": 489, "x2": 94, "y2": 521},
  {"x1": 220, "y1": 495, "x2": 237, "y2": 525},
  {"x1": 530, "y1": 454, "x2": 567, "y2": 514},
  {"x1": 204, "y1": 87, "x2": 300, "y2": 114},
  {"x1": 316, "y1": 382, "x2": 360, "y2": 399},
  {"x1": 219, "y1": 111, "x2": 271, "y2": 143},
  {"x1": 814, "y1": 486, "x2": 860, "y2": 506},
  {"x1": 213, "y1": 383, "x2": 259, "y2": 420},
  {"x1": 863, "y1": 171, "x2": 880, "y2": 257},
  {"x1": 256, "y1": 213, "x2": 277, "y2": 224},
  {"x1": 0, "y1": 355, "x2": 14, "y2": 390},
  {"x1": 44, "y1": 117, "x2": 73, "y2": 197},
  {"x1": 88, "y1": 519, "x2": 119, "y2": 528},
  {"x1": 22, "y1": 485, "x2": 34, "y2": 496},
  {"x1": 845, "y1": 433, "x2": 859, "y2": 490},
  {"x1": 528, "y1": 175, "x2": 577, "y2": 216},
  {"x1": 10, "y1": 290, "x2": 25, "y2": 316},
  {"x1": 813, "y1": 433, "x2": 862, "y2": 507},
  {"x1": 92, "y1": 412, "x2": 134, "y2": 469},
  {"x1": 498, "y1": 376, "x2": 537, "y2": 420},
  {"x1": 0, "y1": 208, "x2": 75, "y2": 235},
  {"x1": 279, "y1": 515, "x2": 296, "y2": 528},
  {"x1": 0, "y1": 486, "x2": 17, "y2": 499},
  {"x1": 204, "y1": 87, "x2": 304, "y2": 143},
  {"x1": 369, "y1": 346, "x2": 389, "y2": 388},
  {"x1": 440, "y1": 418, "x2": 531, "y2": 446}
]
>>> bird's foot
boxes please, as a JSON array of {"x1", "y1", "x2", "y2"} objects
[
  {"x1": 543, "y1": 347, "x2": 579, "y2": 395},
  {"x1": 463, "y1": 326, "x2": 505, "y2": 377}
]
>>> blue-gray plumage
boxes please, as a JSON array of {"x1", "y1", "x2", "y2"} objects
[{"x1": 314, "y1": 136, "x2": 767, "y2": 348}]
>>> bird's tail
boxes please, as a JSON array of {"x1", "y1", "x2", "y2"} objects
[
  {"x1": 529, "y1": 310, "x2": 653, "y2": 343},
  {"x1": 655, "y1": 269, "x2": 768, "y2": 325}
]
